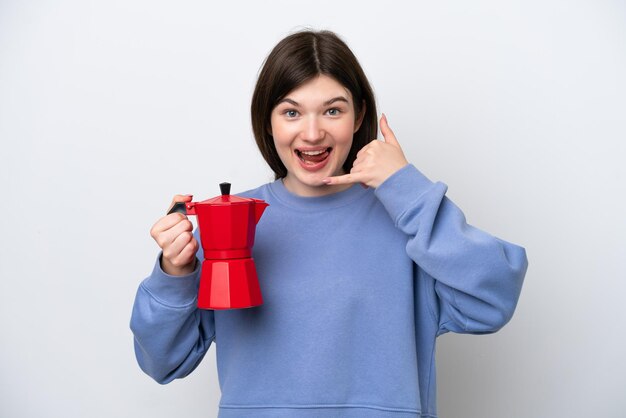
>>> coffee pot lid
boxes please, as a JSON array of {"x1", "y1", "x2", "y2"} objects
[{"x1": 200, "y1": 182, "x2": 256, "y2": 205}]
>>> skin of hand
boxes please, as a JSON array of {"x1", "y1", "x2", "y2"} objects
[
  {"x1": 323, "y1": 114, "x2": 408, "y2": 189},
  {"x1": 150, "y1": 194, "x2": 199, "y2": 276}
]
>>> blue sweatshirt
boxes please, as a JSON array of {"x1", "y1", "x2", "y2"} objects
[{"x1": 130, "y1": 164, "x2": 528, "y2": 418}]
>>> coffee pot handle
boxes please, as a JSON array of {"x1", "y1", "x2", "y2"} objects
[{"x1": 167, "y1": 202, "x2": 187, "y2": 215}]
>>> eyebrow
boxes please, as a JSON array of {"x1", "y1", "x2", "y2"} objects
[{"x1": 277, "y1": 96, "x2": 350, "y2": 107}]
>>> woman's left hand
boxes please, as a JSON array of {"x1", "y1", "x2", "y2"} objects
[{"x1": 323, "y1": 114, "x2": 409, "y2": 189}]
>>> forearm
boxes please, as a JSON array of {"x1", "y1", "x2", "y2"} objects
[
  {"x1": 130, "y1": 254, "x2": 215, "y2": 383},
  {"x1": 376, "y1": 164, "x2": 528, "y2": 334}
]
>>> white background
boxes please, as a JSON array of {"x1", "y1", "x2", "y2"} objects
[{"x1": 1, "y1": 1, "x2": 625, "y2": 417}]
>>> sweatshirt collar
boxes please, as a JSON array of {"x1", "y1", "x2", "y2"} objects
[{"x1": 268, "y1": 178, "x2": 370, "y2": 211}]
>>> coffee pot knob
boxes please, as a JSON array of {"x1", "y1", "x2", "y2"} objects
[{"x1": 220, "y1": 182, "x2": 231, "y2": 196}]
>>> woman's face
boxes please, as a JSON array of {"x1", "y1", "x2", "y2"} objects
[{"x1": 270, "y1": 75, "x2": 363, "y2": 197}]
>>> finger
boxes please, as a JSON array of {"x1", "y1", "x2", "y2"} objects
[
  {"x1": 322, "y1": 173, "x2": 362, "y2": 186},
  {"x1": 151, "y1": 212, "x2": 187, "y2": 238},
  {"x1": 348, "y1": 163, "x2": 365, "y2": 174},
  {"x1": 180, "y1": 238, "x2": 199, "y2": 260},
  {"x1": 168, "y1": 194, "x2": 193, "y2": 212},
  {"x1": 163, "y1": 231, "x2": 196, "y2": 264},
  {"x1": 380, "y1": 113, "x2": 400, "y2": 146},
  {"x1": 351, "y1": 154, "x2": 365, "y2": 167},
  {"x1": 153, "y1": 216, "x2": 193, "y2": 247},
  {"x1": 354, "y1": 140, "x2": 376, "y2": 162}
]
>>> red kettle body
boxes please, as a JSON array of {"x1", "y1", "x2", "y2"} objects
[{"x1": 170, "y1": 183, "x2": 268, "y2": 309}]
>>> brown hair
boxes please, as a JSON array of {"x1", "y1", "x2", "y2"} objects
[{"x1": 251, "y1": 30, "x2": 377, "y2": 179}]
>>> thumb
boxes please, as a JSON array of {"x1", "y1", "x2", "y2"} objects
[
  {"x1": 380, "y1": 113, "x2": 400, "y2": 146},
  {"x1": 170, "y1": 194, "x2": 193, "y2": 205}
]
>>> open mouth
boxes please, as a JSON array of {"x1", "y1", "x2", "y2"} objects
[{"x1": 295, "y1": 147, "x2": 332, "y2": 165}]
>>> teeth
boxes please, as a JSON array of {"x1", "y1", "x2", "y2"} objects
[{"x1": 300, "y1": 149, "x2": 325, "y2": 156}]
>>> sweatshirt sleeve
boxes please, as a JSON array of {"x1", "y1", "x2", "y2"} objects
[
  {"x1": 375, "y1": 164, "x2": 528, "y2": 335},
  {"x1": 129, "y1": 253, "x2": 215, "y2": 384}
]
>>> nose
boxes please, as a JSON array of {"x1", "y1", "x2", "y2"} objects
[{"x1": 301, "y1": 115, "x2": 324, "y2": 142}]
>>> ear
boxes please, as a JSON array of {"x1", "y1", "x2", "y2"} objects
[{"x1": 354, "y1": 100, "x2": 366, "y2": 133}]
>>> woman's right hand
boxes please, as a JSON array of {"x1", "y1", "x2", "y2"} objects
[{"x1": 150, "y1": 194, "x2": 199, "y2": 276}]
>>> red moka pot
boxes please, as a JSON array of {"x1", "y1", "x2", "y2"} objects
[{"x1": 168, "y1": 183, "x2": 268, "y2": 310}]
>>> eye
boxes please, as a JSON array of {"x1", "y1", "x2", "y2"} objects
[
  {"x1": 326, "y1": 108, "x2": 341, "y2": 116},
  {"x1": 284, "y1": 109, "x2": 299, "y2": 118}
]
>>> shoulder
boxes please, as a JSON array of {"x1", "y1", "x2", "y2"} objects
[{"x1": 235, "y1": 182, "x2": 274, "y2": 200}]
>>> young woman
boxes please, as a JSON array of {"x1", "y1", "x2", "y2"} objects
[{"x1": 131, "y1": 30, "x2": 528, "y2": 418}]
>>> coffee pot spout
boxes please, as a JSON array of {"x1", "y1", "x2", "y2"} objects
[{"x1": 253, "y1": 200, "x2": 269, "y2": 224}]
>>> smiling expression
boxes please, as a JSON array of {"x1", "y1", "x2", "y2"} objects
[{"x1": 270, "y1": 75, "x2": 363, "y2": 197}]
